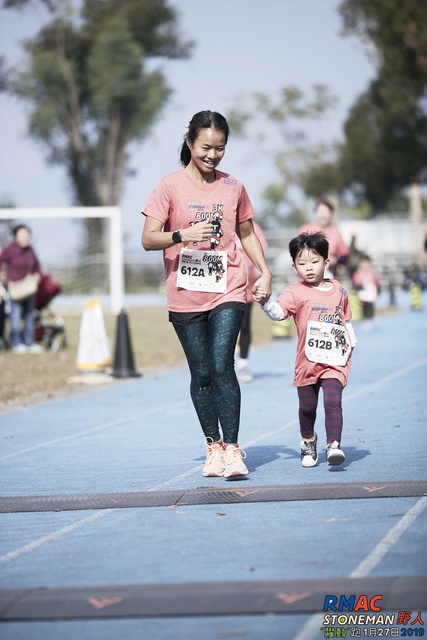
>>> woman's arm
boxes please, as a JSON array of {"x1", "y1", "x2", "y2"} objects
[
  {"x1": 141, "y1": 215, "x2": 214, "y2": 251},
  {"x1": 237, "y1": 219, "x2": 272, "y2": 303}
]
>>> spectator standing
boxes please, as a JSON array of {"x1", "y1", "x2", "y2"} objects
[
  {"x1": 0, "y1": 225, "x2": 42, "y2": 354},
  {"x1": 347, "y1": 234, "x2": 364, "y2": 278},
  {"x1": 352, "y1": 255, "x2": 381, "y2": 330},
  {"x1": 299, "y1": 199, "x2": 349, "y2": 277}
]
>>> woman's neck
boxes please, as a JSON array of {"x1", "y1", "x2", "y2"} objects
[{"x1": 185, "y1": 164, "x2": 216, "y2": 185}]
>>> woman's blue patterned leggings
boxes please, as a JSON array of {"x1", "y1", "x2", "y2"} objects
[{"x1": 172, "y1": 307, "x2": 244, "y2": 444}]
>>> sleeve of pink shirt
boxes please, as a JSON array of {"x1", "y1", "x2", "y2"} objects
[{"x1": 142, "y1": 179, "x2": 171, "y2": 225}]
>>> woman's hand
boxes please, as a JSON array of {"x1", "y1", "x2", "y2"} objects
[
  {"x1": 181, "y1": 220, "x2": 213, "y2": 244},
  {"x1": 142, "y1": 216, "x2": 213, "y2": 250},
  {"x1": 252, "y1": 272, "x2": 272, "y2": 305}
]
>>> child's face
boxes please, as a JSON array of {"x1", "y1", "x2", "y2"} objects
[{"x1": 292, "y1": 248, "x2": 329, "y2": 286}]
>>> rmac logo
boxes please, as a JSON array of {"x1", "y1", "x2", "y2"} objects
[{"x1": 323, "y1": 594, "x2": 383, "y2": 612}]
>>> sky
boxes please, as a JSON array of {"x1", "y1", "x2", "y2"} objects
[{"x1": 0, "y1": 0, "x2": 375, "y2": 262}]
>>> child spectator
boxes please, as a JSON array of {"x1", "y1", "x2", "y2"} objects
[{"x1": 352, "y1": 255, "x2": 380, "y2": 330}]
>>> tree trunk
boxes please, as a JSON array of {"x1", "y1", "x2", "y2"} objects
[{"x1": 409, "y1": 181, "x2": 423, "y2": 259}]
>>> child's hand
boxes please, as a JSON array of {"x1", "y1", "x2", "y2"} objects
[{"x1": 254, "y1": 291, "x2": 271, "y2": 305}]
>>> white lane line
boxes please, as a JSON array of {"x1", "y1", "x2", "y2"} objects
[
  {"x1": 242, "y1": 419, "x2": 299, "y2": 447},
  {"x1": 350, "y1": 495, "x2": 427, "y2": 578},
  {"x1": 345, "y1": 356, "x2": 427, "y2": 402},
  {"x1": 1, "y1": 357, "x2": 426, "y2": 566},
  {"x1": 0, "y1": 510, "x2": 112, "y2": 565},
  {"x1": 148, "y1": 467, "x2": 204, "y2": 491},
  {"x1": 0, "y1": 401, "x2": 188, "y2": 461},
  {"x1": 0, "y1": 417, "x2": 301, "y2": 563},
  {"x1": 148, "y1": 418, "x2": 299, "y2": 491},
  {"x1": 2, "y1": 356, "x2": 426, "y2": 463},
  {"x1": 146, "y1": 356, "x2": 427, "y2": 492},
  {"x1": 293, "y1": 495, "x2": 427, "y2": 640}
]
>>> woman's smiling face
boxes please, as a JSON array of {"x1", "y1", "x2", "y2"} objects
[{"x1": 187, "y1": 127, "x2": 226, "y2": 179}]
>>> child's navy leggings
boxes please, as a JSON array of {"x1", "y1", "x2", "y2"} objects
[{"x1": 297, "y1": 378, "x2": 344, "y2": 445}]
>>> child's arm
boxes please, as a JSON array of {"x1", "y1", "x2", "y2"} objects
[{"x1": 260, "y1": 299, "x2": 286, "y2": 321}]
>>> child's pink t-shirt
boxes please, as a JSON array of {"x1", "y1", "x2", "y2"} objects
[
  {"x1": 352, "y1": 265, "x2": 380, "y2": 302},
  {"x1": 142, "y1": 168, "x2": 254, "y2": 312},
  {"x1": 277, "y1": 279, "x2": 353, "y2": 388}
]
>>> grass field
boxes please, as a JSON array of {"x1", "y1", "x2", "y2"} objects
[{"x1": 0, "y1": 303, "x2": 288, "y2": 410}]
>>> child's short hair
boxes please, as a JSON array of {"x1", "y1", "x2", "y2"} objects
[{"x1": 289, "y1": 232, "x2": 329, "y2": 262}]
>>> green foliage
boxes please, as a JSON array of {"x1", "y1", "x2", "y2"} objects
[
  {"x1": 2, "y1": 0, "x2": 193, "y2": 243},
  {"x1": 86, "y1": 13, "x2": 169, "y2": 139},
  {"x1": 339, "y1": 0, "x2": 427, "y2": 87},
  {"x1": 0, "y1": 196, "x2": 16, "y2": 208},
  {"x1": 81, "y1": 0, "x2": 190, "y2": 59},
  {"x1": 332, "y1": 0, "x2": 427, "y2": 212},
  {"x1": 340, "y1": 80, "x2": 425, "y2": 209},
  {"x1": 228, "y1": 84, "x2": 338, "y2": 227},
  {"x1": 3, "y1": 0, "x2": 34, "y2": 6},
  {"x1": 0, "y1": 55, "x2": 8, "y2": 91},
  {"x1": 302, "y1": 162, "x2": 342, "y2": 204}
]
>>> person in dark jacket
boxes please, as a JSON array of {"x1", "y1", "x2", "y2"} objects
[{"x1": 0, "y1": 224, "x2": 43, "y2": 353}]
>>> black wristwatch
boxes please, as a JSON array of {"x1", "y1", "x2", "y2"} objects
[{"x1": 172, "y1": 230, "x2": 182, "y2": 244}]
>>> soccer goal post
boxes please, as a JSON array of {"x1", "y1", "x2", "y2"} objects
[{"x1": 0, "y1": 207, "x2": 124, "y2": 314}]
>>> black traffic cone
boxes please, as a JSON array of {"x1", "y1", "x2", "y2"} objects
[{"x1": 111, "y1": 309, "x2": 142, "y2": 378}]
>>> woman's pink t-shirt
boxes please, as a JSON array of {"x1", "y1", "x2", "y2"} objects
[
  {"x1": 142, "y1": 168, "x2": 254, "y2": 312},
  {"x1": 277, "y1": 279, "x2": 353, "y2": 388},
  {"x1": 298, "y1": 222, "x2": 349, "y2": 263}
]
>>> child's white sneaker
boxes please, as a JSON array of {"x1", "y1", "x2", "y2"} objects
[
  {"x1": 300, "y1": 433, "x2": 318, "y2": 467},
  {"x1": 326, "y1": 441, "x2": 346, "y2": 466}
]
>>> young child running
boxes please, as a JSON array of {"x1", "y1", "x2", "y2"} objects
[{"x1": 260, "y1": 232, "x2": 358, "y2": 467}]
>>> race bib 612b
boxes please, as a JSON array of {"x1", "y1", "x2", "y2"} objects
[{"x1": 305, "y1": 321, "x2": 351, "y2": 366}]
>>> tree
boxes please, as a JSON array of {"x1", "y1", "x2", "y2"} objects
[
  {"x1": 304, "y1": 0, "x2": 427, "y2": 214},
  {"x1": 1, "y1": 0, "x2": 193, "y2": 250},
  {"x1": 227, "y1": 84, "x2": 337, "y2": 228}
]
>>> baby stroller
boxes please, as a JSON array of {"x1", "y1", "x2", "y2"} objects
[{"x1": 34, "y1": 274, "x2": 67, "y2": 351}]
